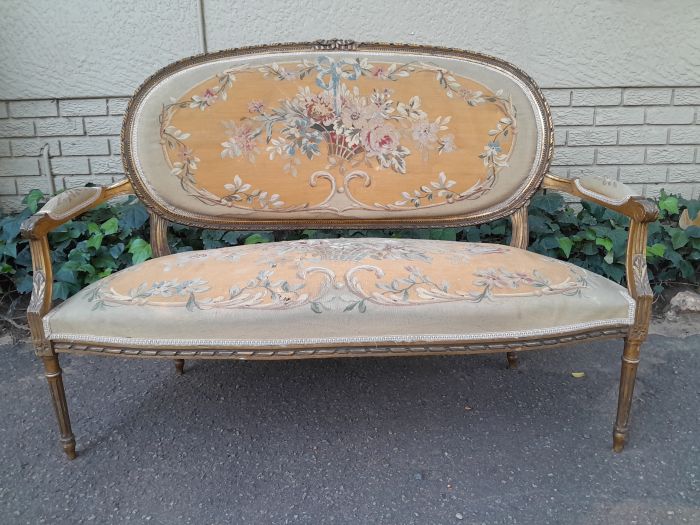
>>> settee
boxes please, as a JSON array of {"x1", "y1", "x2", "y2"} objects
[{"x1": 21, "y1": 41, "x2": 657, "y2": 459}]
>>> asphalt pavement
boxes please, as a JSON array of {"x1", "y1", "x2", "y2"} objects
[{"x1": 0, "y1": 333, "x2": 698, "y2": 524}]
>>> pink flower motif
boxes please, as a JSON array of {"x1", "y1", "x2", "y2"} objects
[
  {"x1": 305, "y1": 93, "x2": 335, "y2": 126},
  {"x1": 372, "y1": 67, "x2": 389, "y2": 80},
  {"x1": 190, "y1": 88, "x2": 219, "y2": 110},
  {"x1": 364, "y1": 123, "x2": 401, "y2": 157},
  {"x1": 473, "y1": 269, "x2": 509, "y2": 289},
  {"x1": 248, "y1": 100, "x2": 265, "y2": 113},
  {"x1": 177, "y1": 146, "x2": 193, "y2": 162},
  {"x1": 221, "y1": 122, "x2": 260, "y2": 163},
  {"x1": 203, "y1": 89, "x2": 217, "y2": 103}
]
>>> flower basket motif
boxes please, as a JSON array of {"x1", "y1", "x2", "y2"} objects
[{"x1": 159, "y1": 56, "x2": 518, "y2": 213}]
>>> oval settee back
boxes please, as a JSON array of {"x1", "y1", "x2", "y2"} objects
[{"x1": 122, "y1": 41, "x2": 553, "y2": 229}]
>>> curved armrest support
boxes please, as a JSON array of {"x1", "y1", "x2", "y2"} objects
[
  {"x1": 542, "y1": 173, "x2": 657, "y2": 223},
  {"x1": 542, "y1": 173, "x2": 658, "y2": 342},
  {"x1": 21, "y1": 179, "x2": 134, "y2": 240},
  {"x1": 19, "y1": 179, "x2": 134, "y2": 355}
]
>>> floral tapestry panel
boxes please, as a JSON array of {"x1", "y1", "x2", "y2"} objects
[
  {"x1": 161, "y1": 57, "x2": 517, "y2": 214},
  {"x1": 86, "y1": 239, "x2": 587, "y2": 314}
]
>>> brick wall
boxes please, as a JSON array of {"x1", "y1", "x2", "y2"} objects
[
  {"x1": 0, "y1": 87, "x2": 699, "y2": 211},
  {"x1": 545, "y1": 87, "x2": 700, "y2": 200},
  {"x1": 0, "y1": 97, "x2": 129, "y2": 210}
]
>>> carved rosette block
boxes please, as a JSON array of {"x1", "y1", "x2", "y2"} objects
[{"x1": 313, "y1": 39, "x2": 358, "y2": 51}]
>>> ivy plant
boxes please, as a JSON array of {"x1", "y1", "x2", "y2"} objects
[{"x1": 0, "y1": 187, "x2": 698, "y2": 301}]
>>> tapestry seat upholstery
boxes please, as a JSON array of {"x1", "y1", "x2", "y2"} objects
[{"x1": 44, "y1": 238, "x2": 634, "y2": 348}]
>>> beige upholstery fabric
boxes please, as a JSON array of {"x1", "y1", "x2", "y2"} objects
[
  {"x1": 44, "y1": 238, "x2": 634, "y2": 348},
  {"x1": 39, "y1": 187, "x2": 102, "y2": 221},
  {"x1": 125, "y1": 47, "x2": 548, "y2": 224},
  {"x1": 575, "y1": 175, "x2": 638, "y2": 205}
]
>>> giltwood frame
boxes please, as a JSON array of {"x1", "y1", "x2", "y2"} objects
[{"x1": 20, "y1": 41, "x2": 658, "y2": 459}]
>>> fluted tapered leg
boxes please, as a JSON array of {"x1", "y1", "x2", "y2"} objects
[
  {"x1": 41, "y1": 355, "x2": 76, "y2": 460},
  {"x1": 506, "y1": 352, "x2": 518, "y2": 369},
  {"x1": 613, "y1": 339, "x2": 641, "y2": 452},
  {"x1": 174, "y1": 359, "x2": 185, "y2": 375}
]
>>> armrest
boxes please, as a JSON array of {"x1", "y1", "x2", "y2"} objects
[
  {"x1": 542, "y1": 173, "x2": 657, "y2": 223},
  {"x1": 21, "y1": 179, "x2": 134, "y2": 240},
  {"x1": 541, "y1": 173, "x2": 658, "y2": 341},
  {"x1": 18, "y1": 179, "x2": 134, "y2": 355}
]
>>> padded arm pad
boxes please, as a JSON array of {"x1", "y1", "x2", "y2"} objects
[
  {"x1": 37, "y1": 187, "x2": 103, "y2": 221},
  {"x1": 573, "y1": 175, "x2": 638, "y2": 206},
  {"x1": 542, "y1": 173, "x2": 657, "y2": 223},
  {"x1": 21, "y1": 179, "x2": 134, "y2": 239}
]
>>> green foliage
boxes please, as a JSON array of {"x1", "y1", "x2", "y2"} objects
[{"x1": 1, "y1": 188, "x2": 698, "y2": 301}]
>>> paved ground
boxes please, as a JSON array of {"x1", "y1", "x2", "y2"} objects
[{"x1": 0, "y1": 333, "x2": 698, "y2": 524}]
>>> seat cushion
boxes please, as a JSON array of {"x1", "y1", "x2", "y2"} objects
[{"x1": 44, "y1": 238, "x2": 634, "y2": 348}]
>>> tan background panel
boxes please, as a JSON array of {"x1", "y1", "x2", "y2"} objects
[{"x1": 167, "y1": 65, "x2": 514, "y2": 211}]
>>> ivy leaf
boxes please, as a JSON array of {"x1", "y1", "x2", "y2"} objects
[
  {"x1": 15, "y1": 273, "x2": 33, "y2": 293},
  {"x1": 539, "y1": 235, "x2": 561, "y2": 250},
  {"x1": 119, "y1": 202, "x2": 149, "y2": 230},
  {"x1": 429, "y1": 228, "x2": 457, "y2": 241},
  {"x1": 557, "y1": 237, "x2": 573, "y2": 258},
  {"x1": 595, "y1": 237, "x2": 613, "y2": 252},
  {"x1": 86, "y1": 232, "x2": 103, "y2": 250},
  {"x1": 52, "y1": 281, "x2": 74, "y2": 301},
  {"x1": 604, "y1": 264, "x2": 625, "y2": 283},
  {"x1": 686, "y1": 201, "x2": 700, "y2": 219},
  {"x1": 647, "y1": 243, "x2": 666, "y2": 257},
  {"x1": 23, "y1": 189, "x2": 45, "y2": 214},
  {"x1": 222, "y1": 231, "x2": 240, "y2": 244},
  {"x1": 465, "y1": 228, "x2": 481, "y2": 242},
  {"x1": 659, "y1": 195, "x2": 679, "y2": 215},
  {"x1": 607, "y1": 228, "x2": 628, "y2": 256},
  {"x1": 532, "y1": 192, "x2": 564, "y2": 214},
  {"x1": 3, "y1": 241, "x2": 17, "y2": 258},
  {"x1": 679, "y1": 260, "x2": 695, "y2": 280},
  {"x1": 127, "y1": 238, "x2": 152, "y2": 264},
  {"x1": 100, "y1": 217, "x2": 119, "y2": 235},
  {"x1": 672, "y1": 230, "x2": 689, "y2": 249},
  {"x1": 244, "y1": 233, "x2": 272, "y2": 244}
]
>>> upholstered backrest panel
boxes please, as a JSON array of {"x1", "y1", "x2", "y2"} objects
[{"x1": 123, "y1": 42, "x2": 552, "y2": 229}]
